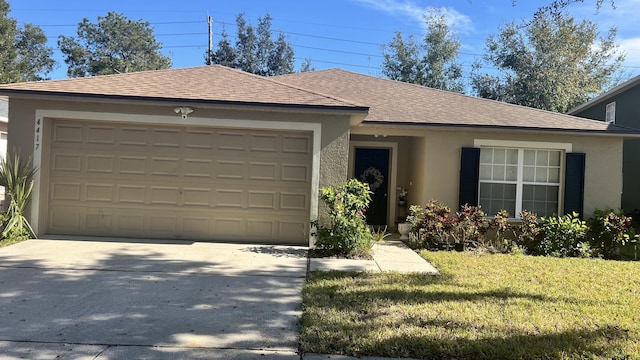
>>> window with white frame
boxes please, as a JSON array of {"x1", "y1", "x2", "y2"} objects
[
  {"x1": 605, "y1": 102, "x2": 616, "y2": 123},
  {"x1": 479, "y1": 147, "x2": 562, "y2": 217}
]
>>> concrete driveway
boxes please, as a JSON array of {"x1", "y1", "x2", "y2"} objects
[{"x1": 0, "y1": 238, "x2": 308, "y2": 359}]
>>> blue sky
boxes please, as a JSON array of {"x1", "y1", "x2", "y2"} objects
[{"x1": 8, "y1": 0, "x2": 640, "y2": 82}]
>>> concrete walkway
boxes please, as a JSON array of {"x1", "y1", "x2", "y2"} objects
[{"x1": 308, "y1": 237, "x2": 439, "y2": 274}]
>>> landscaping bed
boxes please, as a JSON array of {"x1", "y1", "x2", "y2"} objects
[{"x1": 300, "y1": 252, "x2": 640, "y2": 359}]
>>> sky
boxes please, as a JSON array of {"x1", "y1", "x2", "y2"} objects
[{"x1": 7, "y1": 0, "x2": 640, "y2": 83}]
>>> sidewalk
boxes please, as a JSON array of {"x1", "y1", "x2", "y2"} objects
[{"x1": 308, "y1": 236, "x2": 439, "y2": 274}]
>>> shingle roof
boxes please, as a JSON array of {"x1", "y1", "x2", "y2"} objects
[
  {"x1": 0, "y1": 65, "x2": 366, "y2": 111},
  {"x1": 276, "y1": 69, "x2": 637, "y2": 134}
]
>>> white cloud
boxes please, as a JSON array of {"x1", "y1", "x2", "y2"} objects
[
  {"x1": 351, "y1": 0, "x2": 474, "y2": 34},
  {"x1": 618, "y1": 37, "x2": 640, "y2": 72}
]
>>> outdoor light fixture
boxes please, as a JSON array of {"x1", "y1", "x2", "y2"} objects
[{"x1": 173, "y1": 106, "x2": 194, "y2": 119}]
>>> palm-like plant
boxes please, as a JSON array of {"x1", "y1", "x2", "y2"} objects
[{"x1": 0, "y1": 152, "x2": 37, "y2": 239}]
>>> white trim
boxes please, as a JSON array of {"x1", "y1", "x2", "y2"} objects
[
  {"x1": 605, "y1": 102, "x2": 616, "y2": 124},
  {"x1": 474, "y1": 139, "x2": 572, "y2": 152},
  {"x1": 32, "y1": 109, "x2": 322, "y2": 244},
  {"x1": 0, "y1": 116, "x2": 7, "y2": 123},
  {"x1": 348, "y1": 141, "x2": 398, "y2": 229}
]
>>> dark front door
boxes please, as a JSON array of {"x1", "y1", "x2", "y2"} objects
[{"x1": 354, "y1": 147, "x2": 390, "y2": 226}]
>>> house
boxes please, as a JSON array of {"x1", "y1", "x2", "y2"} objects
[
  {"x1": 569, "y1": 75, "x2": 640, "y2": 213},
  {"x1": 0, "y1": 66, "x2": 637, "y2": 246}
]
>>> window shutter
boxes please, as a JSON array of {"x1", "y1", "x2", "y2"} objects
[
  {"x1": 459, "y1": 147, "x2": 480, "y2": 208},
  {"x1": 564, "y1": 153, "x2": 585, "y2": 217}
]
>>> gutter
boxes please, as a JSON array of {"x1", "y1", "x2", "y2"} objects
[
  {"x1": 0, "y1": 89, "x2": 370, "y2": 116},
  {"x1": 352, "y1": 121, "x2": 640, "y2": 139}
]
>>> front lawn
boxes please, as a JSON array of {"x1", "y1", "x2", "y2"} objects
[{"x1": 300, "y1": 252, "x2": 640, "y2": 359}]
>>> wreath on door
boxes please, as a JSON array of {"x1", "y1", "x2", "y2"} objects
[{"x1": 359, "y1": 166, "x2": 384, "y2": 191}]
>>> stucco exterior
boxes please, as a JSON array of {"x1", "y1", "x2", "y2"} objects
[
  {"x1": 8, "y1": 96, "x2": 353, "y2": 241},
  {"x1": 352, "y1": 126, "x2": 624, "y2": 219}
]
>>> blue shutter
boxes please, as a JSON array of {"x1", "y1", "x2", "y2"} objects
[
  {"x1": 564, "y1": 153, "x2": 585, "y2": 217},
  {"x1": 459, "y1": 147, "x2": 480, "y2": 208}
]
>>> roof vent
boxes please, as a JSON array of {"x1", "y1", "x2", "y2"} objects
[{"x1": 605, "y1": 102, "x2": 616, "y2": 124}]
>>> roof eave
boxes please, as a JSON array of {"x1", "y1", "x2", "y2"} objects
[
  {"x1": 569, "y1": 75, "x2": 640, "y2": 114},
  {"x1": 354, "y1": 121, "x2": 640, "y2": 138},
  {"x1": 0, "y1": 89, "x2": 370, "y2": 115}
]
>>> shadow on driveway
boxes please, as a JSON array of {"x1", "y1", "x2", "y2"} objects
[{"x1": 0, "y1": 238, "x2": 308, "y2": 358}]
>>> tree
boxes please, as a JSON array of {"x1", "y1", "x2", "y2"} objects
[
  {"x1": 0, "y1": 0, "x2": 54, "y2": 84},
  {"x1": 381, "y1": 9, "x2": 464, "y2": 92},
  {"x1": 208, "y1": 27, "x2": 236, "y2": 67},
  {"x1": 58, "y1": 12, "x2": 171, "y2": 77},
  {"x1": 471, "y1": 13, "x2": 625, "y2": 113},
  {"x1": 206, "y1": 13, "x2": 295, "y2": 76},
  {"x1": 299, "y1": 58, "x2": 316, "y2": 73}
]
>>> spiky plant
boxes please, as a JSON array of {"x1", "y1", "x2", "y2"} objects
[{"x1": 0, "y1": 152, "x2": 37, "y2": 240}]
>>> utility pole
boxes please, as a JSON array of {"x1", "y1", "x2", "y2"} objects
[{"x1": 207, "y1": 15, "x2": 213, "y2": 65}]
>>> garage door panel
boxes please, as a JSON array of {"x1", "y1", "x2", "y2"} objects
[
  {"x1": 184, "y1": 159, "x2": 212, "y2": 178},
  {"x1": 54, "y1": 124, "x2": 83, "y2": 143},
  {"x1": 48, "y1": 119, "x2": 312, "y2": 244},
  {"x1": 85, "y1": 184, "x2": 114, "y2": 202},
  {"x1": 150, "y1": 187, "x2": 180, "y2": 205},
  {"x1": 182, "y1": 188, "x2": 213, "y2": 207},
  {"x1": 51, "y1": 182, "x2": 82, "y2": 201},
  {"x1": 217, "y1": 131, "x2": 246, "y2": 151},
  {"x1": 214, "y1": 189, "x2": 244, "y2": 208},
  {"x1": 87, "y1": 155, "x2": 115, "y2": 173},
  {"x1": 151, "y1": 158, "x2": 180, "y2": 176},
  {"x1": 249, "y1": 134, "x2": 278, "y2": 152},
  {"x1": 248, "y1": 191, "x2": 277, "y2": 209},
  {"x1": 118, "y1": 185, "x2": 146, "y2": 204},
  {"x1": 282, "y1": 135, "x2": 311, "y2": 154},
  {"x1": 87, "y1": 126, "x2": 116, "y2": 144},
  {"x1": 53, "y1": 153, "x2": 82, "y2": 172},
  {"x1": 149, "y1": 216, "x2": 178, "y2": 234},
  {"x1": 50, "y1": 205, "x2": 81, "y2": 228},
  {"x1": 281, "y1": 163, "x2": 309, "y2": 182},
  {"x1": 249, "y1": 162, "x2": 277, "y2": 180},
  {"x1": 117, "y1": 214, "x2": 146, "y2": 233},
  {"x1": 119, "y1": 156, "x2": 147, "y2": 175}
]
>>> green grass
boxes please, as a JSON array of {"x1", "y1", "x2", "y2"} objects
[
  {"x1": 301, "y1": 252, "x2": 640, "y2": 359},
  {"x1": 0, "y1": 237, "x2": 26, "y2": 248}
]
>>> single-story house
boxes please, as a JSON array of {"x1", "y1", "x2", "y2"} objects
[
  {"x1": 569, "y1": 75, "x2": 640, "y2": 213},
  {"x1": 0, "y1": 65, "x2": 637, "y2": 246}
]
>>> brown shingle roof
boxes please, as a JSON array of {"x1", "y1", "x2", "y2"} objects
[
  {"x1": 0, "y1": 65, "x2": 366, "y2": 111},
  {"x1": 276, "y1": 69, "x2": 637, "y2": 134}
]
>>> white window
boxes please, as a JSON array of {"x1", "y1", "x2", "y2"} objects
[
  {"x1": 605, "y1": 102, "x2": 616, "y2": 123},
  {"x1": 478, "y1": 147, "x2": 562, "y2": 217}
]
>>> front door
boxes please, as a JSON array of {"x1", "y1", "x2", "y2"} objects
[{"x1": 354, "y1": 147, "x2": 390, "y2": 226}]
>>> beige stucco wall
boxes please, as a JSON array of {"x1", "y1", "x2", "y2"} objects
[
  {"x1": 8, "y1": 97, "x2": 353, "y2": 235},
  {"x1": 352, "y1": 125, "x2": 624, "y2": 219},
  {"x1": 417, "y1": 128, "x2": 623, "y2": 218}
]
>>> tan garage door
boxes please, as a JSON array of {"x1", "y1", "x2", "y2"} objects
[{"x1": 47, "y1": 119, "x2": 312, "y2": 244}]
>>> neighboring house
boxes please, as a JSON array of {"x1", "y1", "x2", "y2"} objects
[
  {"x1": 569, "y1": 75, "x2": 640, "y2": 213},
  {"x1": 0, "y1": 66, "x2": 637, "y2": 246}
]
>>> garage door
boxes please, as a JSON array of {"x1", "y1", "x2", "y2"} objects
[{"x1": 47, "y1": 119, "x2": 312, "y2": 244}]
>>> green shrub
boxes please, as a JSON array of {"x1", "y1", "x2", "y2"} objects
[
  {"x1": 406, "y1": 201, "x2": 490, "y2": 251},
  {"x1": 311, "y1": 179, "x2": 375, "y2": 256},
  {"x1": 450, "y1": 204, "x2": 489, "y2": 250},
  {"x1": 588, "y1": 208, "x2": 638, "y2": 259},
  {"x1": 535, "y1": 212, "x2": 590, "y2": 257},
  {"x1": 0, "y1": 152, "x2": 37, "y2": 241},
  {"x1": 406, "y1": 200, "x2": 452, "y2": 250}
]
